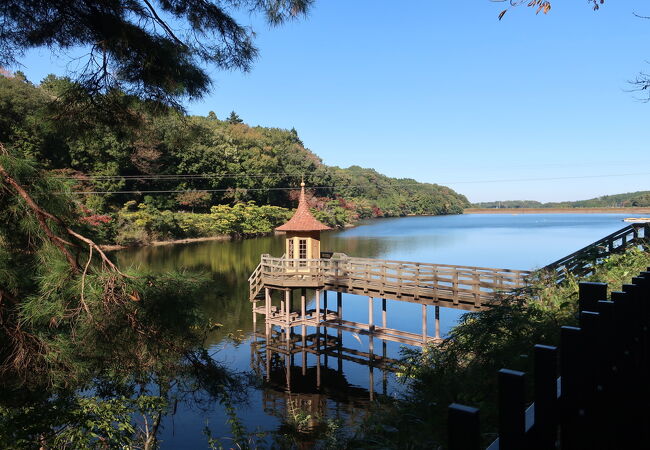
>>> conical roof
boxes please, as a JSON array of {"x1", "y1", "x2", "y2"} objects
[{"x1": 276, "y1": 183, "x2": 332, "y2": 232}]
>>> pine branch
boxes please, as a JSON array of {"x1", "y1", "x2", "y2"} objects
[
  {"x1": 0, "y1": 163, "x2": 132, "y2": 278},
  {"x1": 0, "y1": 164, "x2": 80, "y2": 272}
]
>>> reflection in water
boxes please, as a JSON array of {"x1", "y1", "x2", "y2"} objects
[
  {"x1": 250, "y1": 323, "x2": 399, "y2": 447},
  {"x1": 0, "y1": 279, "x2": 244, "y2": 448},
  {"x1": 251, "y1": 327, "x2": 397, "y2": 401}
]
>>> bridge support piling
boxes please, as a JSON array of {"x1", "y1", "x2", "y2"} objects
[
  {"x1": 369, "y1": 297, "x2": 374, "y2": 333},
  {"x1": 337, "y1": 292, "x2": 342, "y2": 324},
  {"x1": 382, "y1": 298, "x2": 387, "y2": 329},
  {"x1": 324, "y1": 291, "x2": 328, "y2": 315},
  {"x1": 422, "y1": 304, "x2": 428, "y2": 343},
  {"x1": 265, "y1": 288, "x2": 271, "y2": 335},
  {"x1": 285, "y1": 290, "x2": 291, "y2": 340},
  {"x1": 435, "y1": 305, "x2": 440, "y2": 339}
]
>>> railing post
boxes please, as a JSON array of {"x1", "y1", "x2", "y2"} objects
[
  {"x1": 533, "y1": 344, "x2": 558, "y2": 450},
  {"x1": 448, "y1": 403, "x2": 481, "y2": 450},
  {"x1": 473, "y1": 272, "x2": 481, "y2": 307},
  {"x1": 498, "y1": 368, "x2": 526, "y2": 450}
]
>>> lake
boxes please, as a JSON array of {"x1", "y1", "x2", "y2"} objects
[{"x1": 115, "y1": 213, "x2": 631, "y2": 447}]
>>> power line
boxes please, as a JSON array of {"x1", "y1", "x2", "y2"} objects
[
  {"x1": 59, "y1": 172, "x2": 650, "y2": 195},
  {"x1": 49, "y1": 172, "x2": 309, "y2": 180}
]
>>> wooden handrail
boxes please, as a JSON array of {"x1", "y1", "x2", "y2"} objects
[
  {"x1": 252, "y1": 253, "x2": 532, "y2": 306},
  {"x1": 540, "y1": 223, "x2": 649, "y2": 281}
]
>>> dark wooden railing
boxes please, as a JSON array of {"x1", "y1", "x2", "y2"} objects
[
  {"x1": 541, "y1": 223, "x2": 649, "y2": 282},
  {"x1": 448, "y1": 273, "x2": 650, "y2": 449}
]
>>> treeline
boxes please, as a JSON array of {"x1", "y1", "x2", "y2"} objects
[
  {"x1": 0, "y1": 73, "x2": 469, "y2": 244},
  {"x1": 474, "y1": 191, "x2": 650, "y2": 209}
]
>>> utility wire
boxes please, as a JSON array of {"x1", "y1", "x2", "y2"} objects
[
  {"x1": 59, "y1": 172, "x2": 650, "y2": 195},
  {"x1": 49, "y1": 172, "x2": 309, "y2": 180}
]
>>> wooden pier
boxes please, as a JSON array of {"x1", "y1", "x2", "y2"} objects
[
  {"x1": 249, "y1": 253, "x2": 531, "y2": 351},
  {"x1": 250, "y1": 254, "x2": 530, "y2": 310}
]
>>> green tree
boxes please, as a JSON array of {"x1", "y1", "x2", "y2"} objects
[
  {"x1": 227, "y1": 111, "x2": 244, "y2": 124},
  {"x1": 0, "y1": 0, "x2": 312, "y2": 107}
]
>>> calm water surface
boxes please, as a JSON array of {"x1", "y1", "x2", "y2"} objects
[{"x1": 115, "y1": 213, "x2": 630, "y2": 447}]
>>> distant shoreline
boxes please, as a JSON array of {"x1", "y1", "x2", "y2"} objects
[
  {"x1": 100, "y1": 234, "x2": 232, "y2": 252},
  {"x1": 464, "y1": 207, "x2": 650, "y2": 215}
]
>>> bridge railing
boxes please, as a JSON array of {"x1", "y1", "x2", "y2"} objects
[
  {"x1": 541, "y1": 223, "x2": 649, "y2": 283},
  {"x1": 448, "y1": 275, "x2": 650, "y2": 450},
  {"x1": 248, "y1": 259, "x2": 264, "y2": 301},
  {"x1": 255, "y1": 253, "x2": 531, "y2": 307}
]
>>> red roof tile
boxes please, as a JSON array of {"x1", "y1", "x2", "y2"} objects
[{"x1": 276, "y1": 184, "x2": 332, "y2": 232}]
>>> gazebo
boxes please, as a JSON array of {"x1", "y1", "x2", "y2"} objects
[{"x1": 276, "y1": 182, "x2": 331, "y2": 268}]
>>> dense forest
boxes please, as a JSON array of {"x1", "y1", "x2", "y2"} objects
[
  {"x1": 1, "y1": 72, "x2": 469, "y2": 244},
  {"x1": 473, "y1": 191, "x2": 650, "y2": 209}
]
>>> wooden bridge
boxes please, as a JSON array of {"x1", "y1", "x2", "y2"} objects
[
  {"x1": 542, "y1": 222, "x2": 649, "y2": 282},
  {"x1": 249, "y1": 253, "x2": 531, "y2": 311}
]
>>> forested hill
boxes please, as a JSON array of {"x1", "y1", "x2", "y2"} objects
[
  {"x1": 0, "y1": 73, "x2": 468, "y2": 242},
  {"x1": 474, "y1": 191, "x2": 650, "y2": 209}
]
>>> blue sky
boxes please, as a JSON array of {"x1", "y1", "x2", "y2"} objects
[{"x1": 12, "y1": 1, "x2": 650, "y2": 202}]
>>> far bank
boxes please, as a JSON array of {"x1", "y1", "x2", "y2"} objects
[{"x1": 465, "y1": 207, "x2": 650, "y2": 215}]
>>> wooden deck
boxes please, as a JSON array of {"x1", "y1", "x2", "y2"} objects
[{"x1": 249, "y1": 253, "x2": 531, "y2": 311}]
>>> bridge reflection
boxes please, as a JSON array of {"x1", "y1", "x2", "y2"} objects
[{"x1": 251, "y1": 322, "x2": 399, "y2": 412}]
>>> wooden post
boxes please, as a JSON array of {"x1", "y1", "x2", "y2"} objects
[
  {"x1": 448, "y1": 404, "x2": 481, "y2": 450},
  {"x1": 337, "y1": 291, "x2": 343, "y2": 372},
  {"x1": 597, "y1": 300, "x2": 616, "y2": 449},
  {"x1": 559, "y1": 326, "x2": 582, "y2": 449},
  {"x1": 316, "y1": 289, "x2": 321, "y2": 324},
  {"x1": 252, "y1": 300, "x2": 257, "y2": 331},
  {"x1": 266, "y1": 347, "x2": 271, "y2": 382},
  {"x1": 316, "y1": 346, "x2": 321, "y2": 389},
  {"x1": 368, "y1": 297, "x2": 374, "y2": 332},
  {"x1": 301, "y1": 332, "x2": 306, "y2": 376},
  {"x1": 613, "y1": 288, "x2": 643, "y2": 445},
  {"x1": 301, "y1": 288, "x2": 307, "y2": 376},
  {"x1": 633, "y1": 274, "x2": 650, "y2": 444},
  {"x1": 579, "y1": 311, "x2": 600, "y2": 399},
  {"x1": 337, "y1": 291, "x2": 342, "y2": 324},
  {"x1": 285, "y1": 290, "x2": 291, "y2": 340},
  {"x1": 285, "y1": 354, "x2": 291, "y2": 391},
  {"x1": 265, "y1": 288, "x2": 271, "y2": 335},
  {"x1": 324, "y1": 290, "x2": 328, "y2": 316},
  {"x1": 369, "y1": 365, "x2": 375, "y2": 401},
  {"x1": 579, "y1": 282, "x2": 608, "y2": 315},
  {"x1": 382, "y1": 298, "x2": 387, "y2": 329},
  {"x1": 435, "y1": 305, "x2": 440, "y2": 339},
  {"x1": 422, "y1": 304, "x2": 427, "y2": 343},
  {"x1": 498, "y1": 368, "x2": 526, "y2": 450},
  {"x1": 533, "y1": 344, "x2": 558, "y2": 449}
]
